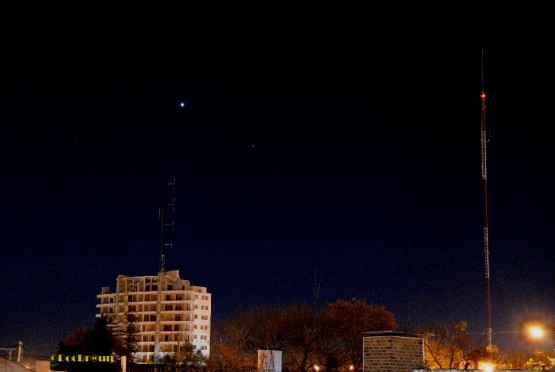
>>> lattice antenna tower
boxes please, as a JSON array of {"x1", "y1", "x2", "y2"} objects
[
  {"x1": 312, "y1": 268, "x2": 322, "y2": 314},
  {"x1": 158, "y1": 177, "x2": 176, "y2": 273},
  {"x1": 481, "y1": 49, "x2": 493, "y2": 350}
]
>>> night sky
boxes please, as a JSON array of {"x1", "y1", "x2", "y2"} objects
[{"x1": 1, "y1": 25, "x2": 554, "y2": 357}]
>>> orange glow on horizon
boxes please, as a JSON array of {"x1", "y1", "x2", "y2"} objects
[{"x1": 479, "y1": 361, "x2": 496, "y2": 372}]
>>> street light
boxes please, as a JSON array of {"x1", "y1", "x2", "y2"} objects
[{"x1": 528, "y1": 325, "x2": 546, "y2": 340}]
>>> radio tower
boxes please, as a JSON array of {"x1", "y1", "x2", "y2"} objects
[
  {"x1": 158, "y1": 177, "x2": 176, "y2": 273},
  {"x1": 481, "y1": 49, "x2": 493, "y2": 351},
  {"x1": 155, "y1": 178, "x2": 176, "y2": 357}
]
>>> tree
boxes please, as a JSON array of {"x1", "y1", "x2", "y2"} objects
[
  {"x1": 278, "y1": 303, "x2": 324, "y2": 372},
  {"x1": 55, "y1": 316, "x2": 119, "y2": 371},
  {"x1": 105, "y1": 312, "x2": 139, "y2": 361},
  {"x1": 419, "y1": 321, "x2": 486, "y2": 369},
  {"x1": 172, "y1": 342, "x2": 206, "y2": 371},
  {"x1": 325, "y1": 298, "x2": 397, "y2": 371},
  {"x1": 207, "y1": 313, "x2": 258, "y2": 371},
  {"x1": 209, "y1": 299, "x2": 397, "y2": 372},
  {"x1": 231, "y1": 306, "x2": 291, "y2": 353},
  {"x1": 499, "y1": 348, "x2": 532, "y2": 370},
  {"x1": 120, "y1": 313, "x2": 140, "y2": 361},
  {"x1": 524, "y1": 350, "x2": 554, "y2": 370}
]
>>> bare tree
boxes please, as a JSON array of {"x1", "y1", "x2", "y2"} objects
[
  {"x1": 207, "y1": 319, "x2": 256, "y2": 371},
  {"x1": 279, "y1": 303, "x2": 324, "y2": 372},
  {"x1": 325, "y1": 299, "x2": 397, "y2": 371},
  {"x1": 209, "y1": 299, "x2": 396, "y2": 372},
  {"x1": 420, "y1": 321, "x2": 476, "y2": 369}
]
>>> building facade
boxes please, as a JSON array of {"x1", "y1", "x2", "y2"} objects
[{"x1": 96, "y1": 269, "x2": 211, "y2": 362}]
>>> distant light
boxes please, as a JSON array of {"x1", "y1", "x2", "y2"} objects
[
  {"x1": 479, "y1": 362, "x2": 495, "y2": 372},
  {"x1": 529, "y1": 325, "x2": 545, "y2": 339},
  {"x1": 480, "y1": 93, "x2": 486, "y2": 99},
  {"x1": 180, "y1": 102, "x2": 186, "y2": 108},
  {"x1": 313, "y1": 365, "x2": 320, "y2": 371}
]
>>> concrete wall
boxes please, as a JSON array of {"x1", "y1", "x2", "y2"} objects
[
  {"x1": 35, "y1": 360, "x2": 53, "y2": 372},
  {"x1": 0, "y1": 358, "x2": 34, "y2": 372},
  {"x1": 363, "y1": 332, "x2": 424, "y2": 372},
  {"x1": 0, "y1": 358, "x2": 54, "y2": 372}
]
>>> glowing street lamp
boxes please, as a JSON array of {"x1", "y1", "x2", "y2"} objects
[{"x1": 528, "y1": 325, "x2": 545, "y2": 340}]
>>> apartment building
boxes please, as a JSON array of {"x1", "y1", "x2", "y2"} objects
[{"x1": 96, "y1": 269, "x2": 211, "y2": 362}]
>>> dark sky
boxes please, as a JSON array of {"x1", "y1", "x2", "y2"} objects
[{"x1": 1, "y1": 22, "x2": 554, "y2": 357}]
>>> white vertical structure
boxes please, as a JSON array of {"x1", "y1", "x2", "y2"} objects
[
  {"x1": 257, "y1": 350, "x2": 282, "y2": 372},
  {"x1": 96, "y1": 269, "x2": 211, "y2": 362}
]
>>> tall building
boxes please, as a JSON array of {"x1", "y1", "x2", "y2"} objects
[{"x1": 96, "y1": 269, "x2": 211, "y2": 362}]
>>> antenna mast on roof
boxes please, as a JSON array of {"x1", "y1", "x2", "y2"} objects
[
  {"x1": 155, "y1": 178, "x2": 176, "y2": 358},
  {"x1": 481, "y1": 49, "x2": 493, "y2": 351},
  {"x1": 158, "y1": 178, "x2": 176, "y2": 273}
]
